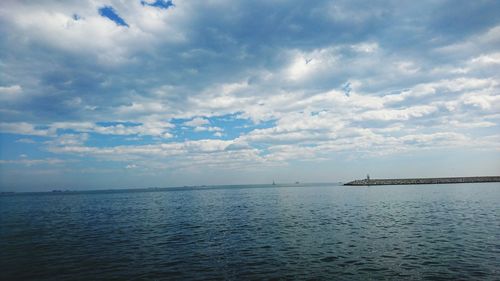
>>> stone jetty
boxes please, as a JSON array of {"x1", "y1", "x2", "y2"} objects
[{"x1": 344, "y1": 176, "x2": 500, "y2": 186}]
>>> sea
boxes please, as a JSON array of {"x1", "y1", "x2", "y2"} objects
[{"x1": 1, "y1": 183, "x2": 499, "y2": 280}]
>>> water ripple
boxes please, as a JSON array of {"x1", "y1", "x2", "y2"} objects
[{"x1": 1, "y1": 183, "x2": 499, "y2": 280}]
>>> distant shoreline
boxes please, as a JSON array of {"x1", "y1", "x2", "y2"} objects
[
  {"x1": 344, "y1": 176, "x2": 500, "y2": 186},
  {"x1": 0, "y1": 182, "x2": 341, "y2": 195},
  {"x1": 2, "y1": 179, "x2": 499, "y2": 194}
]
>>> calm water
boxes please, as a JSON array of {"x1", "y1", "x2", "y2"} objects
[{"x1": 1, "y1": 183, "x2": 499, "y2": 280}]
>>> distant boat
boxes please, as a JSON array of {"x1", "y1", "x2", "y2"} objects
[{"x1": 272, "y1": 180, "x2": 276, "y2": 185}]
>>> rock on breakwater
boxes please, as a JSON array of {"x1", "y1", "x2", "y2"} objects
[{"x1": 344, "y1": 176, "x2": 500, "y2": 186}]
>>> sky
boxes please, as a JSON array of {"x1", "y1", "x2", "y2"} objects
[{"x1": 0, "y1": 0, "x2": 499, "y2": 191}]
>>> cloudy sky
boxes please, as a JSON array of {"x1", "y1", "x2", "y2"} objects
[{"x1": 0, "y1": 0, "x2": 499, "y2": 191}]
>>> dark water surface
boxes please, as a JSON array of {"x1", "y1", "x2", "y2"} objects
[{"x1": 1, "y1": 183, "x2": 499, "y2": 280}]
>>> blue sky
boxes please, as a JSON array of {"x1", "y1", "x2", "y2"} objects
[{"x1": 0, "y1": 0, "x2": 499, "y2": 191}]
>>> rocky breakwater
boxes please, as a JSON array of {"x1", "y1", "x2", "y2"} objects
[{"x1": 344, "y1": 176, "x2": 500, "y2": 186}]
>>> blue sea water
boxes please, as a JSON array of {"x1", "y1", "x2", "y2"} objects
[{"x1": 1, "y1": 183, "x2": 499, "y2": 280}]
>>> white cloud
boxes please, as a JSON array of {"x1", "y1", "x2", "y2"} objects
[
  {"x1": 0, "y1": 158, "x2": 66, "y2": 166},
  {"x1": 351, "y1": 42, "x2": 379, "y2": 53},
  {"x1": 0, "y1": 122, "x2": 51, "y2": 136},
  {"x1": 16, "y1": 138, "x2": 36, "y2": 144},
  {"x1": 358, "y1": 105, "x2": 437, "y2": 121},
  {"x1": 286, "y1": 47, "x2": 339, "y2": 81},
  {"x1": 184, "y1": 117, "x2": 209, "y2": 127},
  {"x1": 125, "y1": 164, "x2": 137, "y2": 169},
  {"x1": 470, "y1": 52, "x2": 500, "y2": 65},
  {"x1": 0, "y1": 85, "x2": 22, "y2": 99},
  {"x1": 1, "y1": 1, "x2": 500, "y2": 188},
  {"x1": 462, "y1": 94, "x2": 500, "y2": 110},
  {"x1": 193, "y1": 126, "x2": 222, "y2": 132},
  {"x1": 1, "y1": 0, "x2": 186, "y2": 64},
  {"x1": 50, "y1": 133, "x2": 89, "y2": 146},
  {"x1": 0, "y1": 121, "x2": 174, "y2": 138}
]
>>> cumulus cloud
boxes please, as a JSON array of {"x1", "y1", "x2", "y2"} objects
[
  {"x1": 1, "y1": 0, "x2": 499, "y2": 188},
  {"x1": 0, "y1": 121, "x2": 174, "y2": 138},
  {"x1": 184, "y1": 117, "x2": 209, "y2": 127},
  {"x1": 0, "y1": 122, "x2": 52, "y2": 136}
]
